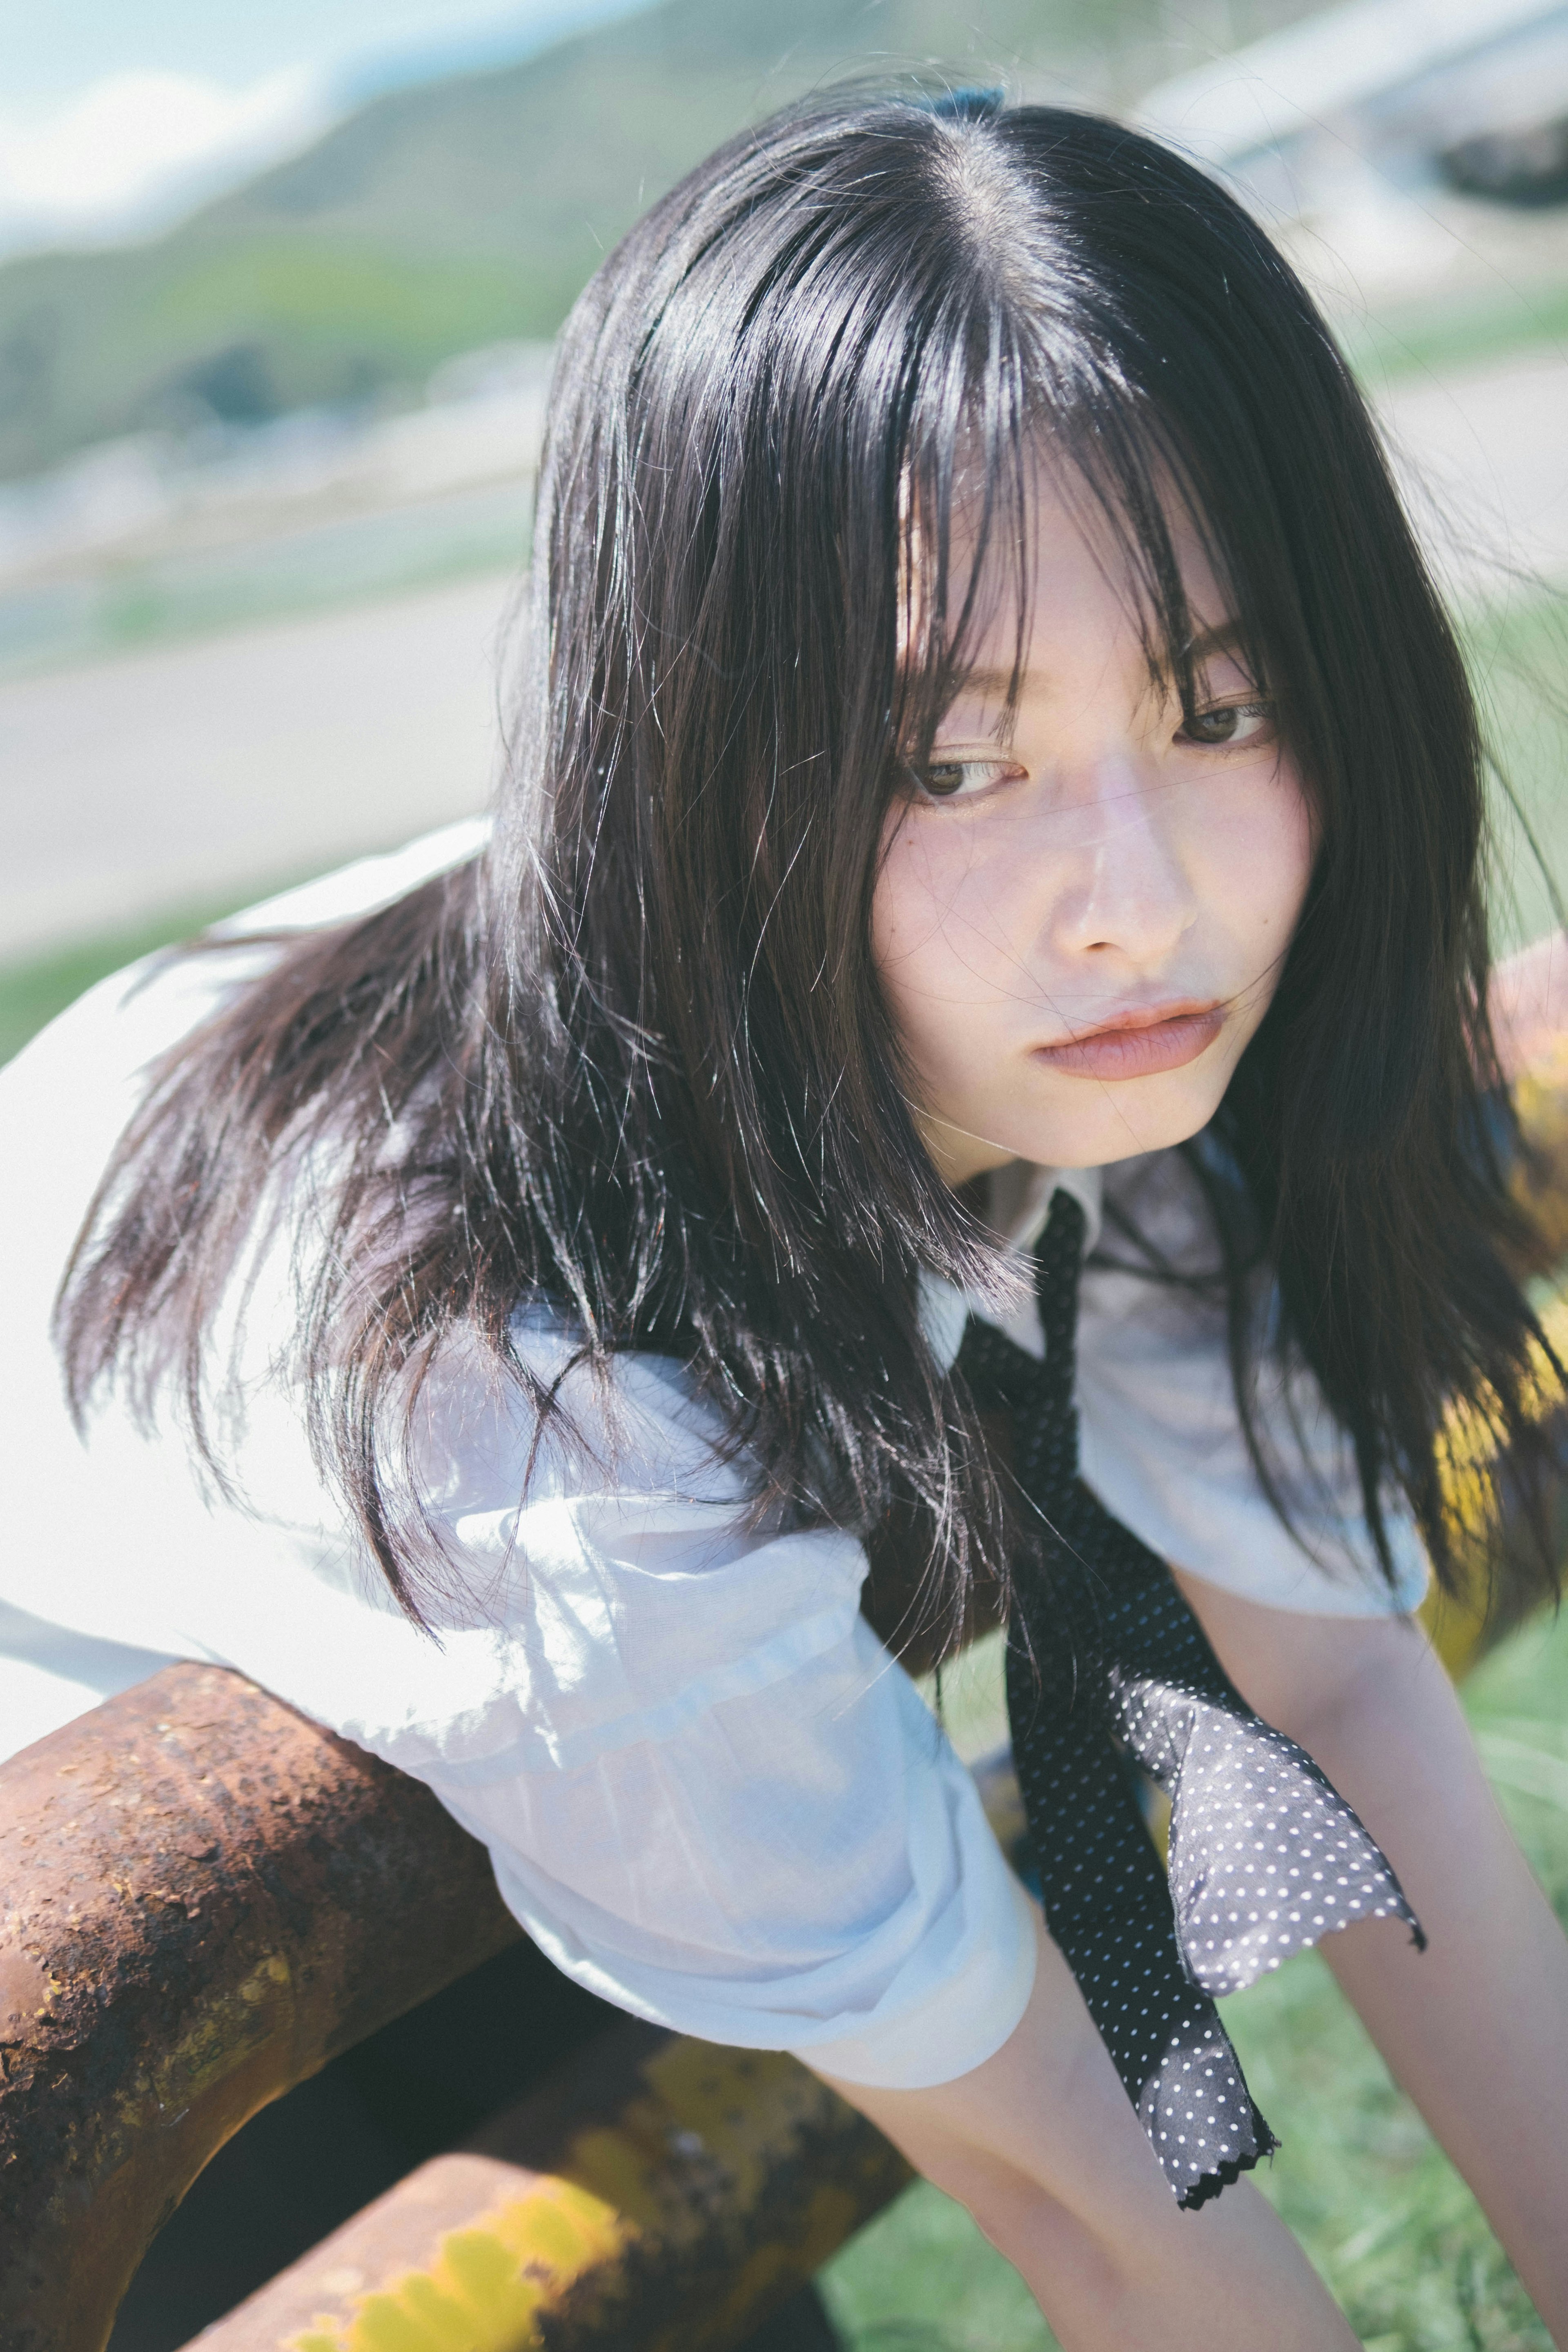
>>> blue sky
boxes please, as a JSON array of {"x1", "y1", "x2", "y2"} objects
[
  {"x1": 9, "y1": 0, "x2": 614, "y2": 105},
  {"x1": 0, "y1": 0, "x2": 635, "y2": 256}
]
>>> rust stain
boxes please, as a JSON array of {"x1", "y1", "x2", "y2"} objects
[
  {"x1": 0, "y1": 1953, "x2": 54, "y2": 2033},
  {"x1": 0, "y1": 1664, "x2": 520, "y2": 2352}
]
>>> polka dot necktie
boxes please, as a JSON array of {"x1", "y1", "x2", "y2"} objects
[{"x1": 953, "y1": 1189, "x2": 1425, "y2": 2209}]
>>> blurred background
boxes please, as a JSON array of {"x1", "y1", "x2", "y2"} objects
[
  {"x1": 4, "y1": 0, "x2": 1568, "y2": 1050},
  {"x1": 4, "y1": 3, "x2": 1568, "y2": 2348}
]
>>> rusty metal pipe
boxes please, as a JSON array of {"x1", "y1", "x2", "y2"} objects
[
  {"x1": 176, "y1": 2020, "x2": 911, "y2": 2352},
  {"x1": 0, "y1": 1664, "x2": 521, "y2": 2352}
]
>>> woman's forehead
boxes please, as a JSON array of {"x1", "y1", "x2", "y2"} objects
[
  {"x1": 929, "y1": 472, "x2": 1236, "y2": 690},
  {"x1": 953, "y1": 450, "x2": 1225, "y2": 600}
]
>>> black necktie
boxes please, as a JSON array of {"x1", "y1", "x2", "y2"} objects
[{"x1": 954, "y1": 1189, "x2": 1424, "y2": 2209}]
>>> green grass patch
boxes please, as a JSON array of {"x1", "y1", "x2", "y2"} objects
[
  {"x1": 39, "y1": 505, "x2": 524, "y2": 679},
  {"x1": 1468, "y1": 591, "x2": 1568, "y2": 951},
  {"x1": 823, "y1": 2178, "x2": 1055, "y2": 2351},
  {"x1": 1345, "y1": 281, "x2": 1568, "y2": 389},
  {"x1": 1222, "y1": 1612, "x2": 1568, "y2": 2351},
  {"x1": 0, "y1": 487, "x2": 532, "y2": 682},
  {"x1": 149, "y1": 237, "x2": 538, "y2": 385},
  {"x1": 0, "y1": 889, "x2": 284, "y2": 1069}
]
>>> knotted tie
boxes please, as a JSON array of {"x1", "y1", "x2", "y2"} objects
[{"x1": 954, "y1": 1189, "x2": 1425, "y2": 2209}]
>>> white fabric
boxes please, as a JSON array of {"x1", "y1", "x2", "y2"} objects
[
  {"x1": 1078, "y1": 1153, "x2": 1432, "y2": 1616},
  {"x1": 0, "y1": 822, "x2": 1425, "y2": 2091}
]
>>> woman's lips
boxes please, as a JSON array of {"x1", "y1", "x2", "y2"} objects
[{"x1": 1031, "y1": 1004, "x2": 1226, "y2": 1080}]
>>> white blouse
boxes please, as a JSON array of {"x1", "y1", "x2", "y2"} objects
[{"x1": 0, "y1": 824, "x2": 1428, "y2": 2091}]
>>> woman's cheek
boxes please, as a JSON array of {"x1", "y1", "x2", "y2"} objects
[
  {"x1": 1205, "y1": 755, "x2": 1315, "y2": 962},
  {"x1": 872, "y1": 816, "x2": 987, "y2": 1003}
]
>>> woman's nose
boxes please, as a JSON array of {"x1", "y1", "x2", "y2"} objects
[{"x1": 1043, "y1": 753, "x2": 1199, "y2": 962}]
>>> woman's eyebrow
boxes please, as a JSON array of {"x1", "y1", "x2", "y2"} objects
[
  {"x1": 949, "y1": 620, "x2": 1250, "y2": 703},
  {"x1": 942, "y1": 665, "x2": 1029, "y2": 703},
  {"x1": 1186, "y1": 618, "x2": 1247, "y2": 664},
  {"x1": 934, "y1": 673, "x2": 1022, "y2": 745},
  {"x1": 936, "y1": 621, "x2": 1253, "y2": 724}
]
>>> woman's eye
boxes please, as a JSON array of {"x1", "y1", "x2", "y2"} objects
[
  {"x1": 1179, "y1": 698, "x2": 1275, "y2": 750},
  {"x1": 918, "y1": 757, "x2": 1022, "y2": 800}
]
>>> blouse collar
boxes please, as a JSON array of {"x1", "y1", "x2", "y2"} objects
[{"x1": 919, "y1": 1163, "x2": 1103, "y2": 1374}]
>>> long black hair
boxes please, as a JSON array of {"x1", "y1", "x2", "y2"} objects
[{"x1": 57, "y1": 89, "x2": 1561, "y2": 1637}]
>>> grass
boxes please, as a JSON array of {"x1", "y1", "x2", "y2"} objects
[
  {"x1": 1229, "y1": 1606, "x2": 1568, "y2": 2352},
  {"x1": 0, "y1": 889, "x2": 289, "y2": 1069},
  {"x1": 0, "y1": 489, "x2": 531, "y2": 682},
  {"x1": 1343, "y1": 281, "x2": 1568, "y2": 392},
  {"x1": 1469, "y1": 593, "x2": 1568, "y2": 952}
]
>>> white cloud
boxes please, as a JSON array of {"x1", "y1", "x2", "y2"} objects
[{"x1": 0, "y1": 68, "x2": 336, "y2": 258}]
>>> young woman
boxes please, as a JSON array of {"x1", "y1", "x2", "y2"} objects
[{"x1": 3, "y1": 91, "x2": 1567, "y2": 2350}]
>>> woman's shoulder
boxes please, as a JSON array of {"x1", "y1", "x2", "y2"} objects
[{"x1": 452, "y1": 1306, "x2": 762, "y2": 1521}]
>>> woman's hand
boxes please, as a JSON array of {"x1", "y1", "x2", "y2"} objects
[
  {"x1": 1174, "y1": 1572, "x2": 1568, "y2": 2349},
  {"x1": 813, "y1": 1905, "x2": 1359, "y2": 2351}
]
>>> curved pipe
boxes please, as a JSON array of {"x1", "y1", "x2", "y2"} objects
[{"x1": 0, "y1": 1664, "x2": 520, "y2": 2352}]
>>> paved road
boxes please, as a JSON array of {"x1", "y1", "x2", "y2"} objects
[
  {"x1": 1378, "y1": 346, "x2": 1568, "y2": 601},
  {"x1": 0, "y1": 571, "x2": 518, "y2": 962},
  {"x1": 1, "y1": 348, "x2": 1564, "y2": 964}
]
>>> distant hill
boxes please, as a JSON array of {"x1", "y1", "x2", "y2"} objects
[{"x1": 0, "y1": 0, "x2": 1318, "y2": 482}]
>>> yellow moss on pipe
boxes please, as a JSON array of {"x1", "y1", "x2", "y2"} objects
[{"x1": 282, "y1": 2041, "x2": 900, "y2": 2352}]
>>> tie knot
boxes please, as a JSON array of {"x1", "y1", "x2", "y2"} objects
[
  {"x1": 950, "y1": 1185, "x2": 1087, "y2": 1505},
  {"x1": 1035, "y1": 1186, "x2": 1087, "y2": 1398}
]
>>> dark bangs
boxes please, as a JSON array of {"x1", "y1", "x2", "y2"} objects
[{"x1": 56, "y1": 90, "x2": 1561, "y2": 1639}]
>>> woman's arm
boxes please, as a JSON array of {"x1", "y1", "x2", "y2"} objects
[
  {"x1": 815, "y1": 1902, "x2": 1359, "y2": 2352},
  {"x1": 1173, "y1": 1572, "x2": 1568, "y2": 2346}
]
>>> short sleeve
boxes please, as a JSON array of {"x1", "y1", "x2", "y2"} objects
[
  {"x1": 319, "y1": 1332, "x2": 1040, "y2": 2088},
  {"x1": 1076, "y1": 1151, "x2": 1430, "y2": 1618}
]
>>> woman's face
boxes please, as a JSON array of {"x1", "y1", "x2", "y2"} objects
[{"x1": 873, "y1": 473, "x2": 1315, "y2": 1183}]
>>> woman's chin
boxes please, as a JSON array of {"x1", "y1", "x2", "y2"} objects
[{"x1": 998, "y1": 1062, "x2": 1237, "y2": 1169}]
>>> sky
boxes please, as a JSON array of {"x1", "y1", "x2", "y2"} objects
[{"x1": 0, "y1": 0, "x2": 636, "y2": 259}]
